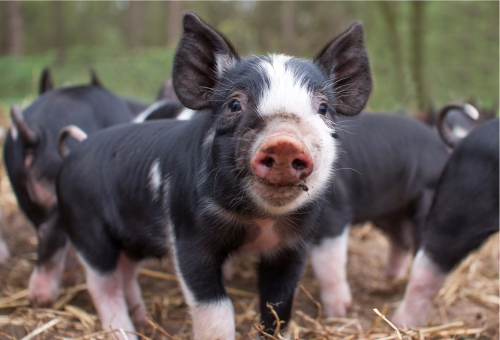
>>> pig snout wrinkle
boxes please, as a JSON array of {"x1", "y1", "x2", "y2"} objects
[{"x1": 251, "y1": 135, "x2": 313, "y2": 186}]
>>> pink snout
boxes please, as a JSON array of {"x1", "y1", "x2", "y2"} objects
[{"x1": 251, "y1": 135, "x2": 314, "y2": 186}]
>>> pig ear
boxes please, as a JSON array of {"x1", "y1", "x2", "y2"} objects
[
  {"x1": 11, "y1": 105, "x2": 38, "y2": 146},
  {"x1": 89, "y1": 69, "x2": 103, "y2": 87},
  {"x1": 172, "y1": 12, "x2": 239, "y2": 110},
  {"x1": 314, "y1": 22, "x2": 372, "y2": 116},
  {"x1": 39, "y1": 68, "x2": 53, "y2": 95}
]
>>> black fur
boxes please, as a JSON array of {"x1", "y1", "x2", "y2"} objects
[
  {"x1": 422, "y1": 118, "x2": 499, "y2": 272},
  {"x1": 315, "y1": 113, "x2": 449, "y2": 249},
  {"x1": 4, "y1": 83, "x2": 133, "y2": 267},
  {"x1": 56, "y1": 12, "x2": 372, "y2": 336}
]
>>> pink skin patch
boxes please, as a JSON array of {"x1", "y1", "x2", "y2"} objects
[
  {"x1": 81, "y1": 253, "x2": 145, "y2": 339},
  {"x1": 251, "y1": 133, "x2": 313, "y2": 186},
  {"x1": 82, "y1": 261, "x2": 137, "y2": 339},
  {"x1": 392, "y1": 250, "x2": 447, "y2": 328},
  {"x1": 384, "y1": 243, "x2": 409, "y2": 279},
  {"x1": 28, "y1": 247, "x2": 67, "y2": 307},
  {"x1": 311, "y1": 229, "x2": 352, "y2": 317},
  {"x1": 0, "y1": 232, "x2": 9, "y2": 263},
  {"x1": 242, "y1": 219, "x2": 280, "y2": 251}
]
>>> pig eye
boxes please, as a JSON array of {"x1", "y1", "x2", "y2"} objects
[
  {"x1": 318, "y1": 103, "x2": 328, "y2": 115},
  {"x1": 229, "y1": 100, "x2": 242, "y2": 113}
]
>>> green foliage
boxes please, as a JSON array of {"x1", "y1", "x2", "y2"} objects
[
  {"x1": 0, "y1": 1, "x2": 498, "y2": 114},
  {"x1": 0, "y1": 46, "x2": 175, "y2": 106}
]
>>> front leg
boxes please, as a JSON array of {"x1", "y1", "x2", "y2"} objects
[
  {"x1": 174, "y1": 240, "x2": 234, "y2": 340},
  {"x1": 258, "y1": 248, "x2": 306, "y2": 334}
]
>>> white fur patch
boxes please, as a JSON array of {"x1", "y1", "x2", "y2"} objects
[
  {"x1": 452, "y1": 125, "x2": 469, "y2": 139},
  {"x1": 148, "y1": 159, "x2": 162, "y2": 202},
  {"x1": 10, "y1": 124, "x2": 18, "y2": 140},
  {"x1": 132, "y1": 99, "x2": 169, "y2": 123},
  {"x1": 192, "y1": 299, "x2": 235, "y2": 340},
  {"x1": 463, "y1": 103, "x2": 479, "y2": 120},
  {"x1": 215, "y1": 53, "x2": 237, "y2": 78},
  {"x1": 311, "y1": 227, "x2": 351, "y2": 317},
  {"x1": 257, "y1": 54, "x2": 312, "y2": 119},
  {"x1": 177, "y1": 108, "x2": 196, "y2": 121},
  {"x1": 392, "y1": 250, "x2": 447, "y2": 328}
]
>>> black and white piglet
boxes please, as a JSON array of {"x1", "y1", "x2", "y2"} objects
[
  {"x1": 3, "y1": 68, "x2": 134, "y2": 307},
  {"x1": 393, "y1": 118, "x2": 499, "y2": 327},
  {"x1": 56, "y1": 12, "x2": 372, "y2": 339},
  {"x1": 310, "y1": 113, "x2": 449, "y2": 317}
]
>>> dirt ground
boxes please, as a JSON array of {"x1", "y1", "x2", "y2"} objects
[{"x1": 0, "y1": 106, "x2": 497, "y2": 339}]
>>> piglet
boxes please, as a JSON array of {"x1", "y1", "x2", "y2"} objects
[{"x1": 56, "y1": 12, "x2": 372, "y2": 339}]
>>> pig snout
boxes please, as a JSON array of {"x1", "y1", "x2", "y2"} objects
[{"x1": 251, "y1": 134, "x2": 313, "y2": 186}]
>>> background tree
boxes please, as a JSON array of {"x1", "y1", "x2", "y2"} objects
[{"x1": 8, "y1": 1, "x2": 23, "y2": 56}]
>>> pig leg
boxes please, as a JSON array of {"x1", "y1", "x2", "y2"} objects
[
  {"x1": 392, "y1": 250, "x2": 446, "y2": 328},
  {"x1": 0, "y1": 230, "x2": 10, "y2": 263},
  {"x1": 258, "y1": 247, "x2": 306, "y2": 334},
  {"x1": 118, "y1": 254, "x2": 146, "y2": 324},
  {"x1": 82, "y1": 257, "x2": 137, "y2": 339},
  {"x1": 383, "y1": 219, "x2": 413, "y2": 279},
  {"x1": 29, "y1": 212, "x2": 68, "y2": 307},
  {"x1": 174, "y1": 243, "x2": 234, "y2": 340},
  {"x1": 310, "y1": 227, "x2": 351, "y2": 317}
]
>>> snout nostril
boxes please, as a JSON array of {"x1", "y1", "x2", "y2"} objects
[
  {"x1": 292, "y1": 159, "x2": 307, "y2": 170},
  {"x1": 262, "y1": 157, "x2": 275, "y2": 168}
]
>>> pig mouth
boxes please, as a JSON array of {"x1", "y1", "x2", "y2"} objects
[{"x1": 250, "y1": 177, "x2": 309, "y2": 207}]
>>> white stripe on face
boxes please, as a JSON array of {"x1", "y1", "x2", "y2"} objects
[
  {"x1": 310, "y1": 227, "x2": 351, "y2": 317},
  {"x1": 256, "y1": 54, "x2": 313, "y2": 119}
]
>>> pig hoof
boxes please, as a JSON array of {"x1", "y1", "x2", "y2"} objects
[
  {"x1": 320, "y1": 283, "x2": 352, "y2": 317},
  {"x1": 392, "y1": 306, "x2": 425, "y2": 329},
  {"x1": 28, "y1": 271, "x2": 60, "y2": 307}
]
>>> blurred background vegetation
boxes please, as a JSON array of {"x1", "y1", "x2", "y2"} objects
[{"x1": 0, "y1": 1, "x2": 498, "y2": 115}]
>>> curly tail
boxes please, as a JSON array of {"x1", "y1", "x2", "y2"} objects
[{"x1": 57, "y1": 125, "x2": 88, "y2": 158}]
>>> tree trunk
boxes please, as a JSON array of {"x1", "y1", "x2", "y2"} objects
[
  {"x1": 128, "y1": 1, "x2": 143, "y2": 50},
  {"x1": 410, "y1": 1, "x2": 427, "y2": 111},
  {"x1": 281, "y1": 2, "x2": 296, "y2": 55},
  {"x1": 54, "y1": 1, "x2": 65, "y2": 67},
  {"x1": 0, "y1": 2, "x2": 6, "y2": 55},
  {"x1": 167, "y1": 1, "x2": 182, "y2": 47},
  {"x1": 377, "y1": 2, "x2": 404, "y2": 98},
  {"x1": 8, "y1": 1, "x2": 23, "y2": 56}
]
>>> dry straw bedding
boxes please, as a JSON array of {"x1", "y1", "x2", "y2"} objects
[{"x1": 0, "y1": 110, "x2": 497, "y2": 339}]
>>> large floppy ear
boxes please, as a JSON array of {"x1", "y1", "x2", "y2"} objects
[
  {"x1": 39, "y1": 68, "x2": 53, "y2": 95},
  {"x1": 314, "y1": 22, "x2": 372, "y2": 116},
  {"x1": 172, "y1": 12, "x2": 239, "y2": 110},
  {"x1": 11, "y1": 105, "x2": 38, "y2": 146},
  {"x1": 89, "y1": 69, "x2": 103, "y2": 87}
]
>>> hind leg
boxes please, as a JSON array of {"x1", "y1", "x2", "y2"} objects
[
  {"x1": 81, "y1": 256, "x2": 137, "y2": 339},
  {"x1": 118, "y1": 254, "x2": 146, "y2": 324},
  {"x1": 373, "y1": 213, "x2": 413, "y2": 280}
]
